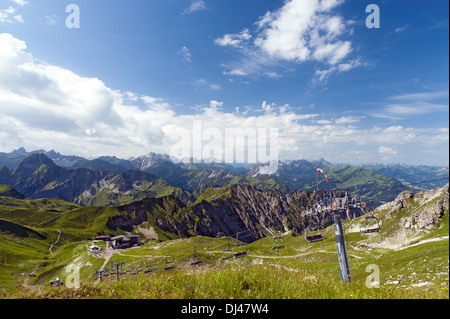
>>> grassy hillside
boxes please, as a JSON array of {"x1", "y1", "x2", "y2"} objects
[
  {"x1": 78, "y1": 178, "x2": 194, "y2": 207},
  {"x1": 0, "y1": 186, "x2": 448, "y2": 299},
  {"x1": 0, "y1": 185, "x2": 25, "y2": 199},
  {"x1": 0, "y1": 196, "x2": 126, "y2": 290},
  {"x1": 2, "y1": 230, "x2": 448, "y2": 299}
]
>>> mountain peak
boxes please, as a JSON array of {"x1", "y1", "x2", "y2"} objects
[
  {"x1": 23, "y1": 153, "x2": 56, "y2": 166},
  {"x1": 12, "y1": 147, "x2": 28, "y2": 156},
  {"x1": 138, "y1": 152, "x2": 172, "y2": 170},
  {"x1": 10, "y1": 153, "x2": 65, "y2": 197},
  {"x1": 11, "y1": 153, "x2": 59, "y2": 180}
]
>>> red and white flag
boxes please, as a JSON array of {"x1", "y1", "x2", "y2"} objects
[{"x1": 316, "y1": 168, "x2": 329, "y2": 182}]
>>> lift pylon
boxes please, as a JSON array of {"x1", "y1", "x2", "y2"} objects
[{"x1": 301, "y1": 187, "x2": 354, "y2": 282}]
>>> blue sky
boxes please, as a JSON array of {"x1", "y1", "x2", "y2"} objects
[{"x1": 0, "y1": 0, "x2": 448, "y2": 165}]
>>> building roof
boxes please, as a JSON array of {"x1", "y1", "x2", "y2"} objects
[
  {"x1": 110, "y1": 235, "x2": 126, "y2": 240},
  {"x1": 95, "y1": 235, "x2": 111, "y2": 239},
  {"x1": 110, "y1": 235, "x2": 140, "y2": 240}
]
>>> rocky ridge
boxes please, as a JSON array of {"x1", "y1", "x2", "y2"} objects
[
  {"x1": 106, "y1": 184, "x2": 365, "y2": 243},
  {"x1": 381, "y1": 184, "x2": 449, "y2": 231}
]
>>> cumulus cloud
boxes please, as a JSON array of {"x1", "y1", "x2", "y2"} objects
[
  {"x1": 0, "y1": 33, "x2": 447, "y2": 165},
  {"x1": 215, "y1": 29, "x2": 252, "y2": 48},
  {"x1": 215, "y1": 0, "x2": 358, "y2": 82},
  {"x1": 254, "y1": 0, "x2": 350, "y2": 64},
  {"x1": 0, "y1": 6, "x2": 24, "y2": 23}
]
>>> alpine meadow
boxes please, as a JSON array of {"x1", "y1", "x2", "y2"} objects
[{"x1": 0, "y1": 0, "x2": 448, "y2": 312}]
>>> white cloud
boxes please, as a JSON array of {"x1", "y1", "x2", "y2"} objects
[
  {"x1": 182, "y1": 0, "x2": 207, "y2": 15},
  {"x1": 45, "y1": 15, "x2": 60, "y2": 26},
  {"x1": 13, "y1": 14, "x2": 23, "y2": 22},
  {"x1": 394, "y1": 25, "x2": 409, "y2": 33},
  {"x1": 373, "y1": 90, "x2": 449, "y2": 119},
  {"x1": 384, "y1": 102, "x2": 448, "y2": 116},
  {"x1": 389, "y1": 91, "x2": 449, "y2": 101},
  {"x1": 0, "y1": 6, "x2": 24, "y2": 23},
  {"x1": 179, "y1": 46, "x2": 192, "y2": 63},
  {"x1": 11, "y1": 0, "x2": 28, "y2": 6},
  {"x1": 140, "y1": 96, "x2": 171, "y2": 111},
  {"x1": 183, "y1": 78, "x2": 221, "y2": 91},
  {"x1": 210, "y1": 84, "x2": 221, "y2": 90},
  {"x1": 266, "y1": 72, "x2": 282, "y2": 79},
  {"x1": 314, "y1": 119, "x2": 332, "y2": 124},
  {"x1": 378, "y1": 146, "x2": 397, "y2": 155},
  {"x1": 313, "y1": 58, "x2": 363, "y2": 84},
  {"x1": 253, "y1": 0, "x2": 351, "y2": 65},
  {"x1": 216, "y1": 0, "x2": 360, "y2": 82},
  {"x1": 0, "y1": 33, "x2": 447, "y2": 165},
  {"x1": 223, "y1": 68, "x2": 248, "y2": 76},
  {"x1": 335, "y1": 116, "x2": 362, "y2": 124},
  {"x1": 215, "y1": 29, "x2": 252, "y2": 48}
]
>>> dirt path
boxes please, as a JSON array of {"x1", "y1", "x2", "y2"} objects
[
  {"x1": 115, "y1": 251, "x2": 169, "y2": 259},
  {"x1": 395, "y1": 235, "x2": 449, "y2": 251},
  {"x1": 48, "y1": 229, "x2": 61, "y2": 254},
  {"x1": 21, "y1": 264, "x2": 44, "y2": 291},
  {"x1": 247, "y1": 252, "x2": 315, "y2": 259},
  {"x1": 94, "y1": 247, "x2": 115, "y2": 271}
]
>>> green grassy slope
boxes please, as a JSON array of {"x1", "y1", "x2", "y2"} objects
[
  {"x1": 0, "y1": 186, "x2": 448, "y2": 299},
  {"x1": 3, "y1": 230, "x2": 447, "y2": 299}
]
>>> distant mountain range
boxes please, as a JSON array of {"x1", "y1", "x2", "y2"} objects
[
  {"x1": 360, "y1": 163, "x2": 449, "y2": 191},
  {"x1": 0, "y1": 147, "x2": 448, "y2": 208}
]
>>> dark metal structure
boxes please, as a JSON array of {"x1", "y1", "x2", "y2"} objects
[
  {"x1": 271, "y1": 231, "x2": 286, "y2": 250},
  {"x1": 163, "y1": 255, "x2": 176, "y2": 271},
  {"x1": 232, "y1": 235, "x2": 248, "y2": 258},
  {"x1": 303, "y1": 210, "x2": 325, "y2": 243},
  {"x1": 220, "y1": 240, "x2": 233, "y2": 260},
  {"x1": 301, "y1": 186, "x2": 365, "y2": 283},
  {"x1": 189, "y1": 247, "x2": 203, "y2": 267}
]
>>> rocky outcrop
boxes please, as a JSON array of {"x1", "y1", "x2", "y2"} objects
[
  {"x1": 401, "y1": 184, "x2": 449, "y2": 231},
  {"x1": 36, "y1": 168, "x2": 109, "y2": 203},
  {"x1": 105, "y1": 184, "x2": 362, "y2": 243},
  {"x1": 191, "y1": 184, "x2": 295, "y2": 242},
  {"x1": 385, "y1": 190, "x2": 415, "y2": 219},
  {"x1": 379, "y1": 183, "x2": 448, "y2": 231},
  {"x1": 393, "y1": 190, "x2": 415, "y2": 211},
  {"x1": 360, "y1": 184, "x2": 448, "y2": 251}
]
